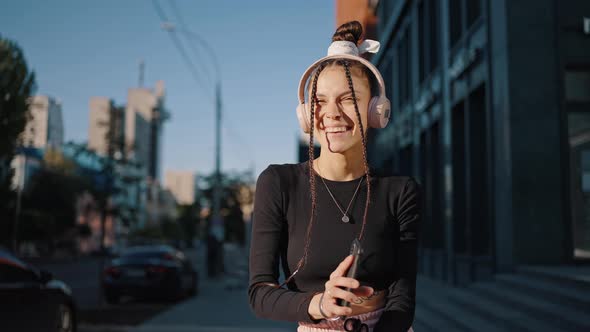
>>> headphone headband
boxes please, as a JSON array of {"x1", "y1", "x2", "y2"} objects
[{"x1": 297, "y1": 54, "x2": 387, "y2": 104}]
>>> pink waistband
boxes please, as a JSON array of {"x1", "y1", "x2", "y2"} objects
[{"x1": 297, "y1": 308, "x2": 385, "y2": 331}]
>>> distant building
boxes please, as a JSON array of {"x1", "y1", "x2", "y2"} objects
[
  {"x1": 21, "y1": 95, "x2": 64, "y2": 149},
  {"x1": 145, "y1": 180, "x2": 178, "y2": 225},
  {"x1": 59, "y1": 143, "x2": 148, "y2": 251},
  {"x1": 125, "y1": 81, "x2": 169, "y2": 180},
  {"x1": 159, "y1": 188, "x2": 178, "y2": 221},
  {"x1": 164, "y1": 170, "x2": 196, "y2": 205},
  {"x1": 85, "y1": 80, "x2": 169, "y2": 233},
  {"x1": 335, "y1": 0, "x2": 378, "y2": 39},
  {"x1": 88, "y1": 97, "x2": 126, "y2": 158},
  {"x1": 13, "y1": 95, "x2": 63, "y2": 194}
]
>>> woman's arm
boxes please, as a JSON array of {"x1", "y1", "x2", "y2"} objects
[
  {"x1": 374, "y1": 177, "x2": 421, "y2": 332},
  {"x1": 248, "y1": 165, "x2": 320, "y2": 323}
]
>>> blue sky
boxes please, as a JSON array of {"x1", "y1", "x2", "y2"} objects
[{"x1": 0, "y1": 0, "x2": 335, "y2": 178}]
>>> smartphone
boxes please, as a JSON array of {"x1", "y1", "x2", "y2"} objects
[{"x1": 336, "y1": 238, "x2": 363, "y2": 307}]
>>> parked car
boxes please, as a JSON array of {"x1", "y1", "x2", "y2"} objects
[
  {"x1": 101, "y1": 244, "x2": 198, "y2": 304},
  {"x1": 0, "y1": 248, "x2": 77, "y2": 332}
]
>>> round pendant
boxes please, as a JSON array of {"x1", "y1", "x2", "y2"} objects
[{"x1": 342, "y1": 215, "x2": 350, "y2": 223}]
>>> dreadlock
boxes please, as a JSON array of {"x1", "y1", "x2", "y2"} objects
[
  {"x1": 281, "y1": 62, "x2": 327, "y2": 286},
  {"x1": 341, "y1": 59, "x2": 372, "y2": 241},
  {"x1": 282, "y1": 59, "x2": 373, "y2": 286}
]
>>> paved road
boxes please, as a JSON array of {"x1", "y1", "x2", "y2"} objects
[{"x1": 31, "y1": 256, "x2": 105, "y2": 310}]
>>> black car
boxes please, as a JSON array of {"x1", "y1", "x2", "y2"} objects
[
  {"x1": 0, "y1": 248, "x2": 77, "y2": 332},
  {"x1": 101, "y1": 245, "x2": 198, "y2": 303}
]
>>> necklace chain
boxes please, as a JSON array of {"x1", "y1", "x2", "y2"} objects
[{"x1": 317, "y1": 164, "x2": 364, "y2": 223}]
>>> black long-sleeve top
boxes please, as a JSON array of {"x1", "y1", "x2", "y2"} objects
[{"x1": 248, "y1": 162, "x2": 420, "y2": 332}]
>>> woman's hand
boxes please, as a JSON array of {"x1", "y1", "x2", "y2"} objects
[{"x1": 308, "y1": 255, "x2": 374, "y2": 320}]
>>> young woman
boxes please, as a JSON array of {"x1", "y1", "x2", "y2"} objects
[{"x1": 249, "y1": 21, "x2": 419, "y2": 332}]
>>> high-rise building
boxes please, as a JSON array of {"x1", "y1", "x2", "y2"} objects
[
  {"x1": 21, "y1": 95, "x2": 64, "y2": 149},
  {"x1": 88, "y1": 97, "x2": 125, "y2": 158},
  {"x1": 125, "y1": 80, "x2": 169, "y2": 180},
  {"x1": 349, "y1": 0, "x2": 590, "y2": 286},
  {"x1": 164, "y1": 170, "x2": 196, "y2": 205}
]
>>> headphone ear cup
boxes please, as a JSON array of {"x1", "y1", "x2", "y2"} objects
[
  {"x1": 368, "y1": 96, "x2": 391, "y2": 129},
  {"x1": 296, "y1": 103, "x2": 311, "y2": 133}
]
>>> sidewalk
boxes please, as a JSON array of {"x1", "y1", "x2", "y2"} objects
[
  {"x1": 78, "y1": 243, "x2": 296, "y2": 332},
  {"x1": 129, "y1": 242, "x2": 295, "y2": 332},
  {"x1": 131, "y1": 276, "x2": 295, "y2": 332}
]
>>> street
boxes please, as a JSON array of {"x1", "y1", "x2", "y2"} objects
[
  {"x1": 28, "y1": 244, "x2": 294, "y2": 332},
  {"x1": 33, "y1": 257, "x2": 104, "y2": 310}
]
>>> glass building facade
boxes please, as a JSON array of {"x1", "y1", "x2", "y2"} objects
[{"x1": 369, "y1": 0, "x2": 590, "y2": 285}]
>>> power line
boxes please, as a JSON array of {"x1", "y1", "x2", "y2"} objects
[
  {"x1": 164, "y1": 1, "x2": 253, "y2": 167},
  {"x1": 168, "y1": 0, "x2": 215, "y2": 86},
  {"x1": 222, "y1": 119, "x2": 255, "y2": 166},
  {"x1": 152, "y1": 0, "x2": 213, "y2": 103},
  {"x1": 155, "y1": 1, "x2": 255, "y2": 170}
]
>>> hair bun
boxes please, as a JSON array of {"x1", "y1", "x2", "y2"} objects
[{"x1": 332, "y1": 21, "x2": 363, "y2": 45}]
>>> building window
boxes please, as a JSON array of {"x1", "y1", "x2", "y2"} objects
[
  {"x1": 565, "y1": 70, "x2": 590, "y2": 102},
  {"x1": 451, "y1": 101, "x2": 466, "y2": 254},
  {"x1": 466, "y1": 0, "x2": 482, "y2": 28},
  {"x1": 418, "y1": 0, "x2": 440, "y2": 83},
  {"x1": 428, "y1": 0, "x2": 439, "y2": 71},
  {"x1": 418, "y1": 1, "x2": 426, "y2": 83},
  {"x1": 449, "y1": 0, "x2": 481, "y2": 50},
  {"x1": 449, "y1": 0, "x2": 462, "y2": 48},
  {"x1": 397, "y1": 27, "x2": 412, "y2": 107},
  {"x1": 382, "y1": 55, "x2": 394, "y2": 102},
  {"x1": 382, "y1": 0, "x2": 399, "y2": 18},
  {"x1": 377, "y1": 0, "x2": 400, "y2": 36}
]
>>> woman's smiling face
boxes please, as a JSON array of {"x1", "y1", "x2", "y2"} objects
[{"x1": 312, "y1": 64, "x2": 371, "y2": 154}]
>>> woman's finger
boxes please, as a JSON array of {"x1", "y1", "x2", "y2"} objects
[
  {"x1": 326, "y1": 286, "x2": 358, "y2": 305},
  {"x1": 351, "y1": 286, "x2": 374, "y2": 298},
  {"x1": 329, "y1": 276, "x2": 360, "y2": 289},
  {"x1": 322, "y1": 295, "x2": 353, "y2": 316},
  {"x1": 329, "y1": 255, "x2": 354, "y2": 279}
]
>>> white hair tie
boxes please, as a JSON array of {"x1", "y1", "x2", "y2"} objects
[{"x1": 326, "y1": 39, "x2": 381, "y2": 57}]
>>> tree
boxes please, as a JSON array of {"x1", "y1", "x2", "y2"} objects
[
  {"x1": 177, "y1": 202, "x2": 201, "y2": 248},
  {"x1": 199, "y1": 170, "x2": 253, "y2": 246},
  {"x1": 0, "y1": 36, "x2": 36, "y2": 248},
  {"x1": 20, "y1": 155, "x2": 90, "y2": 255}
]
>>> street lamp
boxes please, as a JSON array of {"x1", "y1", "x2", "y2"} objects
[{"x1": 161, "y1": 22, "x2": 224, "y2": 276}]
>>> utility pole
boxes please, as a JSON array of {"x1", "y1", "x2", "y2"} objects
[
  {"x1": 12, "y1": 154, "x2": 26, "y2": 253},
  {"x1": 100, "y1": 101, "x2": 119, "y2": 253},
  {"x1": 211, "y1": 82, "x2": 224, "y2": 276},
  {"x1": 139, "y1": 59, "x2": 145, "y2": 88},
  {"x1": 160, "y1": 22, "x2": 225, "y2": 277},
  {"x1": 212, "y1": 83, "x2": 223, "y2": 239}
]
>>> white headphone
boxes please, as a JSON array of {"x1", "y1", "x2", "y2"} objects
[{"x1": 296, "y1": 53, "x2": 391, "y2": 134}]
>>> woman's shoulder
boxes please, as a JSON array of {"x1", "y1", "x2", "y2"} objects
[
  {"x1": 260, "y1": 162, "x2": 306, "y2": 177},
  {"x1": 258, "y1": 162, "x2": 307, "y2": 184},
  {"x1": 370, "y1": 167, "x2": 416, "y2": 188},
  {"x1": 371, "y1": 171, "x2": 421, "y2": 202}
]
